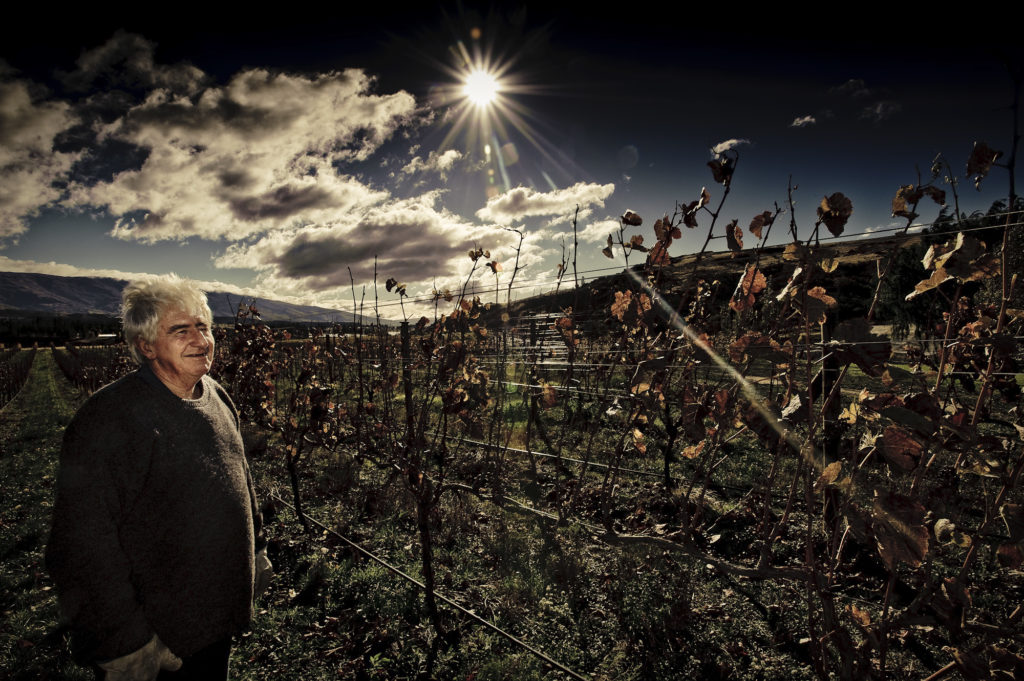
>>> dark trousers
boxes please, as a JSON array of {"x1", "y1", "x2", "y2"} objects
[{"x1": 95, "y1": 639, "x2": 231, "y2": 681}]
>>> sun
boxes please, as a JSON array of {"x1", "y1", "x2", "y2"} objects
[{"x1": 463, "y1": 69, "x2": 500, "y2": 107}]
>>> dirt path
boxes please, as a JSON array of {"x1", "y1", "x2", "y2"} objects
[{"x1": 0, "y1": 349, "x2": 89, "y2": 680}]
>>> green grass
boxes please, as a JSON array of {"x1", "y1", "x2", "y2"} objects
[{"x1": 0, "y1": 349, "x2": 89, "y2": 680}]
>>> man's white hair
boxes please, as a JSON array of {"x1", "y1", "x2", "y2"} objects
[{"x1": 121, "y1": 274, "x2": 212, "y2": 365}]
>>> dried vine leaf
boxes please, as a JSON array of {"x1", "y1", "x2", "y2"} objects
[
  {"x1": 817, "y1": 192, "x2": 853, "y2": 237},
  {"x1": 880, "y1": 425, "x2": 923, "y2": 471},
  {"x1": 621, "y1": 210, "x2": 643, "y2": 226},
  {"x1": 814, "y1": 461, "x2": 844, "y2": 492},
  {"x1": 805, "y1": 286, "x2": 837, "y2": 325},
  {"x1": 749, "y1": 211, "x2": 773, "y2": 239},
  {"x1": 610, "y1": 290, "x2": 651, "y2": 324},
  {"x1": 966, "y1": 141, "x2": 1003, "y2": 190},
  {"x1": 539, "y1": 381, "x2": 557, "y2": 408},
  {"x1": 891, "y1": 183, "x2": 942, "y2": 221},
  {"x1": 906, "y1": 233, "x2": 1001, "y2": 300},
  {"x1": 682, "y1": 189, "x2": 709, "y2": 228},
  {"x1": 922, "y1": 185, "x2": 946, "y2": 205},
  {"x1": 728, "y1": 332, "x2": 791, "y2": 364},
  {"x1": 602, "y1": 234, "x2": 614, "y2": 259},
  {"x1": 682, "y1": 440, "x2": 705, "y2": 459},
  {"x1": 729, "y1": 265, "x2": 767, "y2": 312},
  {"x1": 871, "y1": 491, "x2": 929, "y2": 569},
  {"x1": 628, "y1": 234, "x2": 648, "y2": 252},
  {"x1": 708, "y1": 157, "x2": 734, "y2": 186},
  {"x1": 648, "y1": 241, "x2": 671, "y2": 268},
  {"x1": 654, "y1": 216, "x2": 682, "y2": 241},
  {"x1": 632, "y1": 428, "x2": 646, "y2": 454},
  {"x1": 725, "y1": 219, "x2": 743, "y2": 252}
]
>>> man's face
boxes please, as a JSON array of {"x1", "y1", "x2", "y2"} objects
[{"x1": 139, "y1": 307, "x2": 214, "y2": 390}]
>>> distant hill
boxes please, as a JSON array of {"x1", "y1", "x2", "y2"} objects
[{"x1": 0, "y1": 272, "x2": 358, "y2": 323}]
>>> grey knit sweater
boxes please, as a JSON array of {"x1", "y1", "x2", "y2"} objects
[{"x1": 46, "y1": 365, "x2": 261, "y2": 663}]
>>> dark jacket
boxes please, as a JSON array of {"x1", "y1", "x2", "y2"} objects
[{"x1": 46, "y1": 366, "x2": 261, "y2": 663}]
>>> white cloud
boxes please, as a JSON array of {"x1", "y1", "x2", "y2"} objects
[
  {"x1": 790, "y1": 115, "x2": 816, "y2": 128},
  {"x1": 543, "y1": 206, "x2": 592, "y2": 230},
  {"x1": 401, "y1": 149, "x2": 462, "y2": 177},
  {"x1": 0, "y1": 79, "x2": 79, "y2": 239},
  {"x1": 711, "y1": 138, "x2": 750, "y2": 156},
  {"x1": 476, "y1": 182, "x2": 615, "y2": 222},
  {"x1": 69, "y1": 66, "x2": 418, "y2": 242},
  {"x1": 576, "y1": 218, "x2": 620, "y2": 244}
]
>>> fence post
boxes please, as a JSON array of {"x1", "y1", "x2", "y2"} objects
[{"x1": 400, "y1": 321, "x2": 415, "y2": 443}]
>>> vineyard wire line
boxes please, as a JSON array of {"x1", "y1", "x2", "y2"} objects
[{"x1": 261, "y1": 488, "x2": 591, "y2": 681}]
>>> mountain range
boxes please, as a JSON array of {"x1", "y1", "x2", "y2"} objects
[{"x1": 0, "y1": 272, "x2": 356, "y2": 323}]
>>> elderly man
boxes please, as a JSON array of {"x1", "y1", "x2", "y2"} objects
[{"x1": 47, "y1": 275, "x2": 270, "y2": 681}]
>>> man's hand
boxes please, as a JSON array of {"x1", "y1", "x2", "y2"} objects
[
  {"x1": 255, "y1": 547, "x2": 273, "y2": 597},
  {"x1": 98, "y1": 634, "x2": 182, "y2": 681}
]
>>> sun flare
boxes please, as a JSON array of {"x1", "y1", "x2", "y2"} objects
[{"x1": 463, "y1": 69, "x2": 500, "y2": 107}]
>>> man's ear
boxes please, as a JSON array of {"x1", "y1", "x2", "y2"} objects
[{"x1": 137, "y1": 337, "x2": 156, "y2": 360}]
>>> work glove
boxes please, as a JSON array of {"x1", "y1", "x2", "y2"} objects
[
  {"x1": 255, "y1": 547, "x2": 273, "y2": 597},
  {"x1": 98, "y1": 634, "x2": 182, "y2": 681}
]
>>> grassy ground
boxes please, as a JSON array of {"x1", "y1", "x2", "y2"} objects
[{"x1": 0, "y1": 349, "x2": 89, "y2": 680}]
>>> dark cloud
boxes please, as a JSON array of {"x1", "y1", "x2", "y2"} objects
[
  {"x1": 60, "y1": 31, "x2": 205, "y2": 94},
  {"x1": 861, "y1": 101, "x2": 902, "y2": 123},
  {"x1": 229, "y1": 185, "x2": 333, "y2": 221},
  {"x1": 831, "y1": 78, "x2": 871, "y2": 98}
]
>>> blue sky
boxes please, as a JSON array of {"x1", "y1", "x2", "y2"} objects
[{"x1": 0, "y1": 4, "x2": 1017, "y2": 316}]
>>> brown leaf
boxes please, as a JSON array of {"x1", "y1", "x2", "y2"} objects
[
  {"x1": 815, "y1": 461, "x2": 844, "y2": 492},
  {"x1": 871, "y1": 491, "x2": 929, "y2": 569},
  {"x1": 729, "y1": 265, "x2": 767, "y2": 312},
  {"x1": 817, "y1": 192, "x2": 853, "y2": 237},
  {"x1": 891, "y1": 185, "x2": 921, "y2": 220},
  {"x1": 725, "y1": 219, "x2": 743, "y2": 252},
  {"x1": 611, "y1": 290, "x2": 632, "y2": 321},
  {"x1": 805, "y1": 286, "x2": 837, "y2": 324},
  {"x1": 728, "y1": 332, "x2": 790, "y2": 364},
  {"x1": 647, "y1": 241, "x2": 670, "y2": 267},
  {"x1": 880, "y1": 426, "x2": 924, "y2": 471},
  {"x1": 621, "y1": 210, "x2": 643, "y2": 226},
  {"x1": 628, "y1": 234, "x2": 648, "y2": 252},
  {"x1": 922, "y1": 185, "x2": 945, "y2": 206},
  {"x1": 682, "y1": 440, "x2": 705, "y2": 459},
  {"x1": 539, "y1": 381, "x2": 557, "y2": 408},
  {"x1": 848, "y1": 604, "x2": 871, "y2": 628},
  {"x1": 632, "y1": 428, "x2": 646, "y2": 453},
  {"x1": 749, "y1": 211, "x2": 772, "y2": 239},
  {"x1": 966, "y1": 141, "x2": 1003, "y2": 189},
  {"x1": 708, "y1": 158, "x2": 734, "y2": 186}
]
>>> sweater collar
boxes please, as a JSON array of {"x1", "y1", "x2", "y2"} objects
[{"x1": 137, "y1": 362, "x2": 206, "y2": 401}]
